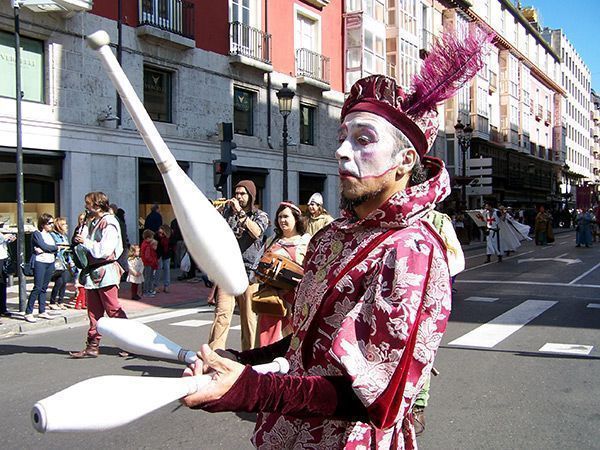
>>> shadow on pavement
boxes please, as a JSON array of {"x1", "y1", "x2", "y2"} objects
[
  {"x1": 441, "y1": 345, "x2": 600, "y2": 360},
  {"x1": 121, "y1": 364, "x2": 183, "y2": 377}
]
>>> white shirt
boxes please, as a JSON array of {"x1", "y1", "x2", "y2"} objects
[
  {"x1": 36, "y1": 230, "x2": 56, "y2": 264},
  {"x1": 0, "y1": 232, "x2": 10, "y2": 260}
]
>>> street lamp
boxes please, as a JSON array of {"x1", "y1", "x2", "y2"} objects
[
  {"x1": 11, "y1": 0, "x2": 80, "y2": 313},
  {"x1": 454, "y1": 119, "x2": 473, "y2": 210},
  {"x1": 276, "y1": 83, "x2": 295, "y2": 200}
]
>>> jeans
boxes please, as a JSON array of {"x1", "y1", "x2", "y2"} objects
[
  {"x1": 26, "y1": 260, "x2": 55, "y2": 314},
  {"x1": 142, "y1": 265, "x2": 155, "y2": 293},
  {"x1": 157, "y1": 257, "x2": 171, "y2": 288},
  {"x1": 50, "y1": 270, "x2": 71, "y2": 304}
]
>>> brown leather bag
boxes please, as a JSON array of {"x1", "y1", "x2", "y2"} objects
[
  {"x1": 251, "y1": 285, "x2": 287, "y2": 317},
  {"x1": 254, "y1": 250, "x2": 304, "y2": 290}
]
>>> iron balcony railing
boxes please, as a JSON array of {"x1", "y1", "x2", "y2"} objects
[
  {"x1": 295, "y1": 48, "x2": 330, "y2": 84},
  {"x1": 138, "y1": 0, "x2": 194, "y2": 39},
  {"x1": 229, "y1": 21, "x2": 272, "y2": 64}
]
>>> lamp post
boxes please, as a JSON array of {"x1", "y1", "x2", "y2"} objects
[
  {"x1": 454, "y1": 120, "x2": 473, "y2": 210},
  {"x1": 276, "y1": 83, "x2": 295, "y2": 200}
]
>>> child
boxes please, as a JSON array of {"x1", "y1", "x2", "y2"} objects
[
  {"x1": 140, "y1": 229, "x2": 158, "y2": 297},
  {"x1": 127, "y1": 244, "x2": 143, "y2": 300}
]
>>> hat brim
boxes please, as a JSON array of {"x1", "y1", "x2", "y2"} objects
[{"x1": 343, "y1": 100, "x2": 428, "y2": 157}]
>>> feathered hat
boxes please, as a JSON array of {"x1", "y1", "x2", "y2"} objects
[{"x1": 341, "y1": 28, "x2": 494, "y2": 157}]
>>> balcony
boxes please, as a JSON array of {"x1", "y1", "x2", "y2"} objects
[
  {"x1": 535, "y1": 105, "x2": 543, "y2": 121},
  {"x1": 137, "y1": 0, "x2": 195, "y2": 48},
  {"x1": 229, "y1": 22, "x2": 272, "y2": 72},
  {"x1": 489, "y1": 71, "x2": 498, "y2": 93},
  {"x1": 386, "y1": 62, "x2": 397, "y2": 80},
  {"x1": 420, "y1": 29, "x2": 434, "y2": 59},
  {"x1": 295, "y1": 48, "x2": 330, "y2": 90}
]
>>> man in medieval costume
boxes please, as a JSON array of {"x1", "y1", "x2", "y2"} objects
[{"x1": 181, "y1": 29, "x2": 489, "y2": 449}]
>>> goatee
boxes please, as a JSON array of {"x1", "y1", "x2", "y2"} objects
[{"x1": 339, "y1": 187, "x2": 385, "y2": 212}]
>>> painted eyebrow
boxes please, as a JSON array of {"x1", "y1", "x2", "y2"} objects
[{"x1": 338, "y1": 122, "x2": 378, "y2": 134}]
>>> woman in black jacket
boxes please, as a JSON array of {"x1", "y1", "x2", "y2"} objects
[{"x1": 25, "y1": 213, "x2": 58, "y2": 323}]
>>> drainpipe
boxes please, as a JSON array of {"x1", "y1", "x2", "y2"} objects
[
  {"x1": 265, "y1": 0, "x2": 274, "y2": 149},
  {"x1": 116, "y1": 0, "x2": 123, "y2": 128}
]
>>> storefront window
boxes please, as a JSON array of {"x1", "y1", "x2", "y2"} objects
[{"x1": 0, "y1": 31, "x2": 44, "y2": 103}]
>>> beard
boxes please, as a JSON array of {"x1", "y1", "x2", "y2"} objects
[{"x1": 339, "y1": 186, "x2": 385, "y2": 212}]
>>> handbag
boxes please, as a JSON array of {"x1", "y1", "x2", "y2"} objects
[
  {"x1": 23, "y1": 254, "x2": 35, "y2": 276},
  {"x1": 252, "y1": 284, "x2": 287, "y2": 317}
]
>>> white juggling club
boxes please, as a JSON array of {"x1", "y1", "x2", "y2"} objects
[
  {"x1": 85, "y1": 30, "x2": 247, "y2": 296},
  {"x1": 32, "y1": 358, "x2": 289, "y2": 433},
  {"x1": 97, "y1": 317, "x2": 197, "y2": 364}
]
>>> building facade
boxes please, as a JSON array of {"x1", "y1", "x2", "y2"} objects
[
  {"x1": 449, "y1": 1, "x2": 565, "y2": 210},
  {"x1": 0, "y1": 0, "x2": 345, "y2": 241},
  {"x1": 542, "y1": 26, "x2": 593, "y2": 208}
]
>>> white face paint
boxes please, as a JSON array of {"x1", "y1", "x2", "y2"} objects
[{"x1": 335, "y1": 112, "x2": 405, "y2": 181}]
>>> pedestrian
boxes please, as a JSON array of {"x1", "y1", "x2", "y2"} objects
[
  {"x1": 25, "y1": 213, "x2": 58, "y2": 323},
  {"x1": 304, "y1": 193, "x2": 334, "y2": 236},
  {"x1": 156, "y1": 224, "x2": 173, "y2": 293},
  {"x1": 170, "y1": 218, "x2": 185, "y2": 268},
  {"x1": 534, "y1": 205, "x2": 552, "y2": 246},
  {"x1": 575, "y1": 208, "x2": 594, "y2": 247},
  {"x1": 127, "y1": 244, "x2": 143, "y2": 300},
  {"x1": 208, "y1": 180, "x2": 269, "y2": 351},
  {"x1": 71, "y1": 211, "x2": 88, "y2": 310},
  {"x1": 0, "y1": 231, "x2": 16, "y2": 321},
  {"x1": 141, "y1": 229, "x2": 158, "y2": 296},
  {"x1": 253, "y1": 201, "x2": 310, "y2": 347},
  {"x1": 144, "y1": 203, "x2": 162, "y2": 233},
  {"x1": 112, "y1": 205, "x2": 130, "y2": 278},
  {"x1": 48, "y1": 217, "x2": 73, "y2": 310},
  {"x1": 484, "y1": 202, "x2": 503, "y2": 263},
  {"x1": 70, "y1": 191, "x2": 128, "y2": 358},
  {"x1": 181, "y1": 51, "x2": 481, "y2": 444}
]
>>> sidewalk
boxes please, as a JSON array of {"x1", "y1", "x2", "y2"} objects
[{"x1": 0, "y1": 269, "x2": 213, "y2": 338}]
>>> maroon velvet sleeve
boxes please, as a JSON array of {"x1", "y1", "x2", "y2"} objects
[
  {"x1": 229, "y1": 335, "x2": 291, "y2": 366},
  {"x1": 200, "y1": 366, "x2": 368, "y2": 421}
]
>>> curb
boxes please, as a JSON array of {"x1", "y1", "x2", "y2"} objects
[{"x1": 0, "y1": 300, "x2": 208, "y2": 339}]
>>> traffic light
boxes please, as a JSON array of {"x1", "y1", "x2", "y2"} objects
[
  {"x1": 213, "y1": 160, "x2": 229, "y2": 193},
  {"x1": 219, "y1": 122, "x2": 237, "y2": 175}
]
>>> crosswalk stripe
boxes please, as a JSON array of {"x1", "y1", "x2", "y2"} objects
[
  {"x1": 171, "y1": 319, "x2": 213, "y2": 327},
  {"x1": 136, "y1": 307, "x2": 213, "y2": 324},
  {"x1": 465, "y1": 296, "x2": 499, "y2": 302},
  {"x1": 587, "y1": 303, "x2": 600, "y2": 309},
  {"x1": 539, "y1": 343, "x2": 593, "y2": 355},
  {"x1": 448, "y1": 299, "x2": 557, "y2": 348}
]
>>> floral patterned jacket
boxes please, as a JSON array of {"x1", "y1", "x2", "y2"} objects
[{"x1": 207, "y1": 157, "x2": 452, "y2": 449}]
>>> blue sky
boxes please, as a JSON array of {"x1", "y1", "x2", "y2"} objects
[{"x1": 525, "y1": 0, "x2": 600, "y2": 91}]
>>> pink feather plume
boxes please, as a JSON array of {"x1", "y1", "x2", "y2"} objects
[{"x1": 403, "y1": 28, "x2": 494, "y2": 117}]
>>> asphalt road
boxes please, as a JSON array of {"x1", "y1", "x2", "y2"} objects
[{"x1": 2, "y1": 230, "x2": 599, "y2": 449}]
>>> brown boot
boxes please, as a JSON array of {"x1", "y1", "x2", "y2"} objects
[
  {"x1": 412, "y1": 405, "x2": 426, "y2": 437},
  {"x1": 69, "y1": 342, "x2": 99, "y2": 359}
]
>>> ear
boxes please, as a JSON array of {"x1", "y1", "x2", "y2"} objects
[{"x1": 395, "y1": 148, "x2": 417, "y2": 178}]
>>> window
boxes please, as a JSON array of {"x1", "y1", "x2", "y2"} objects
[
  {"x1": 299, "y1": 173, "x2": 326, "y2": 205},
  {"x1": 0, "y1": 31, "x2": 44, "y2": 103},
  {"x1": 234, "y1": 87, "x2": 254, "y2": 135},
  {"x1": 300, "y1": 104, "x2": 315, "y2": 145},
  {"x1": 143, "y1": 66, "x2": 172, "y2": 122}
]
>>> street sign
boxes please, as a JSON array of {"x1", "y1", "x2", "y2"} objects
[
  {"x1": 466, "y1": 157, "x2": 492, "y2": 177},
  {"x1": 466, "y1": 186, "x2": 493, "y2": 196},
  {"x1": 469, "y1": 177, "x2": 492, "y2": 186}
]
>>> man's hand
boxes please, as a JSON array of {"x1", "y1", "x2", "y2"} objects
[
  {"x1": 34, "y1": 246, "x2": 43, "y2": 254},
  {"x1": 228, "y1": 198, "x2": 242, "y2": 214},
  {"x1": 180, "y1": 344, "x2": 245, "y2": 408},
  {"x1": 74, "y1": 233, "x2": 84, "y2": 244}
]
